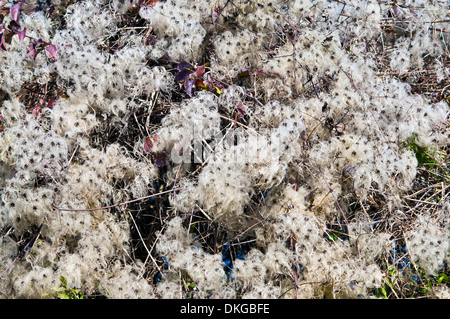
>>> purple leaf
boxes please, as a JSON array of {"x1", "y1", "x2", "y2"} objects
[
  {"x1": 45, "y1": 44, "x2": 58, "y2": 59},
  {"x1": 10, "y1": 2, "x2": 23, "y2": 22},
  {"x1": 145, "y1": 34, "x2": 156, "y2": 46},
  {"x1": 177, "y1": 61, "x2": 193, "y2": 71},
  {"x1": 184, "y1": 79, "x2": 194, "y2": 96},
  {"x1": 153, "y1": 152, "x2": 166, "y2": 168},
  {"x1": 17, "y1": 28, "x2": 26, "y2": 42},
  {"x1": 26, "y1": 43, "x2": 37, "y2": 60},
  {"x1": 174, "y1": 68, "x2": 193, "y2": 82},
  {"x1": 157, "y1": 52, "x2": 170, "y2": 63},
  {"x1": 392, "y1": 6, "x2": 399, "y2": 17}
]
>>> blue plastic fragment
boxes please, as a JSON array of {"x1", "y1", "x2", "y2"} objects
[
  {"x1": 162, "y1": 256, "x2": 169, "y2": 269},
  {"x1": 236, "y1": 251, "x2": 245, "y2": 260},
  {"x1": 154, "y1": 272, "x2": 162, "y2": 284},
  {"x1": 194, "y1": 238, "x2": 200, "y2": 249},
  {"x1": 221, "y1": 242, "x2": 250, "y2": 280}
]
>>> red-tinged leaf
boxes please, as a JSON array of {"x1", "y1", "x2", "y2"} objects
[
  {"x1": 213, "y1": 6, "x2": 220, "y2": 19},
  {"x1": 10, "y1": 2, "x2": 23, "y2": 22},
  {"x1": 31, "y1": 106, "x2": 41, "y2": 118},
  {"x1": 0, "y1": 32, "x2": 6, "y2": 51},
  {"x1": 26, "y1": 43, "x2": 37, "y2": 60},
  {"x1": 152, "y1": 134, "x2": 159, "y2": 143},
  {"x1": 194, "y1": 64, "x2": 205, "y2": 78},
  {"x1": 143, "y1": 137, "x2": 153, "y2": 153},
  {"x1": 195, "y1": 78, "x2": 208, "y2": 90},
  {"x1": 47, "y1": 99, "x2": 56, "y2": 108},
  {"x1": 251, "y1": 69, "x2": 264, "y2": 76},
  {"x1": 45, "y1": 44, "x2": 58, "y2": 59},
  {"x1": 193, "y1": 78, "x2": 208, "y2": 90},
  {"x1": 236, "y1": 103, "x2": 246, "y2": 115},
  {"x1": 147, "y1": 1, "x2": 159, "y2": 8},
  {"x1": 17, "y1": 28, "x2": 26, "y2": 42}
]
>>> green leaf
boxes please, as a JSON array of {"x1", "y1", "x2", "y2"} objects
[
  {"x1": 380, "y1": 287, "x2": 388, "y2": 299},
  {"x1": 60, "y1": 276, "x2": 68, "y2": 287},
  {"x1": 187, "y1": 282, "x2": 196, "y2": 289},
  {"x1": 436, "y1": 273, "x2": 448, "y2": 284}
]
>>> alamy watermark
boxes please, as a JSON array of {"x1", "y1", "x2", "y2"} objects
[{"x1": 170, "y1": 126, "x2": 285, "y2": 165}]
